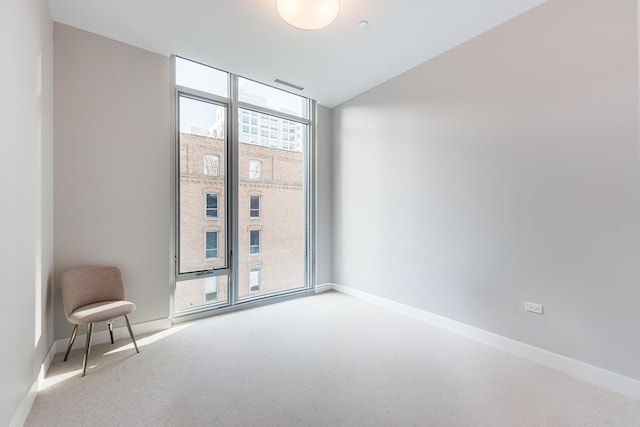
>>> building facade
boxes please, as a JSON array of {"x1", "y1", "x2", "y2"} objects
[{"x1": 175, "y1": 126, "x2": 304, "y2": 311}]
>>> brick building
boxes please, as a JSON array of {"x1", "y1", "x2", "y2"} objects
[{"x1": 175, "y1": 130, "x2": 304, "y2": 310}]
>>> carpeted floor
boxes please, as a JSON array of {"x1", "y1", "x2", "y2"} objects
[{"x1": 25, "y1": 291, "x2": 639, "y2": 426}]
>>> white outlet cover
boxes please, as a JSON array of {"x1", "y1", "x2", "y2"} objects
[{"x1": 525, "y1": 302, "x2": 544, "y2": 314}]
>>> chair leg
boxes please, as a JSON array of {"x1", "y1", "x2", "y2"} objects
[
  {"x1": 82, "y1": 323, "x2": 93, "y2": 377},
  {"x1": 124, "y1": 315, "x2": 139, "y2": 354},
  {"x1": 63, "y1": 324, "x2": 80, "y2": 362},
  {"x1": 108, "y1": 321, "x2": 114, "y2": 344}
]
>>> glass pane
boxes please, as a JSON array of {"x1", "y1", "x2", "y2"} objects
[
  {"x1": 249, "y1": 267, "x2": 261, "y2": 293},
  {"x1": 206, "y1": 193, "x2": 218, "y2": 209},
  {"x1": 238, "y1": 78, "x2": 308, "y2": 119},
  {"x1": 179, "y1": 96, "x2": 227, "y2": 273},
  {"x1": 238, "y1": 110, "x2": 307, "y2": 300},
  {"x1": 175, "y1": 275, "x2": 229, "y2": 311},
  {"x1": 203, "y1": 154, "x2": 220, "y2": 176},
  {"x1": 239, "y1": 108, "x2": 306, "y2": 152},
  {"x1": 176, "y1": 57, "x2": 228, "y2": 97},
  {"x1": 206, "y1": 232, "x2": 218, "y2": 258},
  {"x1": 250, "y1": 230, "x2": 259, "y2": 245},
  {"x1": 250, "y1": 196, "x2": 259, "y2": 209}
]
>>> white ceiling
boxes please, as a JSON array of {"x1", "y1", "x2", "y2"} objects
[{"x1": 48, "y1": 0, "x2": 546, "y2": 107}]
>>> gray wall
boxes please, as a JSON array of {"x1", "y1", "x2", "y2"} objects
[
  {"x1": 54, "y1": 24, "x2": 171, "y2": 338},
  {"x1": 0, "y1": 0, "x2": 54, "y2": 425},
  {"x1": 316, "y1": 105, "x2": 333, "y2": 284},
  {"x1": 332, "y1": 0, "x2": 640, "y2": 380}
]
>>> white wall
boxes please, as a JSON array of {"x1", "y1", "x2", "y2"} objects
[
  {"x1": 54, "y1": 24, "x2": 171, "y2": 338},
  {"x1": 332, "y1": 0, "x2": 640, "y2": 380},
  {"x1": 0, "y1": 0, "x2": 54, "y2": 425},
  {"x1": 316, "y1": 105, "x2": 333, "y2": 284}
]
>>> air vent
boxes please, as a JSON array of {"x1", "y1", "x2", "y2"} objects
[{"x1": 273, "y1": 78, "x2": 304, "y2": 91}]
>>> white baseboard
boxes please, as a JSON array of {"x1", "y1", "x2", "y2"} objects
[
  {"x1": 328, "y1": 283, "x2": 640, "y2": 400},
  {"x1": 53, "y1": 317, "x2": 172, "y2": 354},
  {"x1": 315, "y1": 283, "x2": 334, "y2": 293}
]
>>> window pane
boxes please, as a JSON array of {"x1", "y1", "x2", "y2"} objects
[
  {"x1": 238, "y1": 78, "x2": 307, "y2": 119},
  {"x1": 250, "y1": 195, "x2": 260, "y2": 218},
  {"x1": 239, "y1": 108, "x2": 305, "y2": 151},
  {"x1": 203, "y1": 154, "x2": 220, "y2": 176},
  {"x1": 248, "y1": 160, "x2": 262, "y2": 180},
  {"x1": 180, "y1": 97, "x2": 226, "y2": 139},
  {"x1": 249, "y1": 267, "x2": 261, "y2": 293},
  {"x1": 206, "y1": 193, "x2": 218, "y2": 218},
  {"x1": 176, "y1": 57, "x2": 228, "y2": 97},
  {"x1": 249, "y1": 230, "x2": 260, "y2": 254},
  {"x1": 238, "y1": 110, "x2": 307, "y2": 300},
  {"x1": 179, "y1": 95, "x2": 226, "y2": 273},
  {"x1": 250, "y1": 230, "x2": 260, "y2": 245},
  {"x1": 250, "y1": 196, "x2": 259, "y2": 209},
  {"x1": 204, "y1": 277, "x2": 219, "y2": 301},
  {"x1": 175, "y1": 275, "x2": 228, "y2": 311},
  {"x1": 206, "y1": 231, "x2": 218, "y2": 259},
  {"x1": 209, "y1": 194, "x2": 218, "y2": 209}
]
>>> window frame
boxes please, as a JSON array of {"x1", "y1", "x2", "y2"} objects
[
  {"x1": 249, "y1": 195, "x2": 261, "y2": 219},
  {"x1": 205, "y1": 230, "x2": 219, "y2": 260},
  {"x1": 248, "y1": 159, "x2": 262, "y2": 180},
  {"x1": 204, "y1": 276, "x2": 219, "y2": 302},
  {"x1": 249, "y1": 229, "x2": 260, "y2": 255},
  {"x1": 203, "y1": 153, "x2": 220, "y2": 177},
  {"x1": 249, "y1": 266, "x2": 261, "y2": 294},
  {"x1": 171, "y1": 54, "x2": 317, "y2": 318},
  {"x1": 205, "y1": 192, "x2": 219, "y2": 219}
]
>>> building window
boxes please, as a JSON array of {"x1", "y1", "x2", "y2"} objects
[
  {"x1": 205, "y1": 193, "x2": 219, "y2": 219},
  {"x1": 205, "y1": 231, "x2": 219, "y2": 259},
  {"x1": 249, "y1": 266, "x2": 261, "y2": 293},
  {"x1": 249, "y1": 229, "x2": 260, "y2": 255},
  {"x1": 250, "y1": 195, "x2": 260, "y2": 218},
  {"x1": 249, "y1": 160, "x2": 262, "y2": 180},
  {"x1": 204, "y1": 276, "x2": 219, "y2": 302},
  {"x1": 203, "y1": 154, "x2": 220, "y2": 176}
]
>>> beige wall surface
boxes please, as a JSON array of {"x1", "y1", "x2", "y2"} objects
[
  {"x1": 53, "y1": 23, "x2": 171, "y2": 339},
  {"x1": 0, "y1": 0, "x2": 54, "y2": 425},
  {"x1": 316, "y1": 105, "x2": 333, "y2": 284},
  {"x1": 332, "y1": 0, "x2": 640, "y2": 380}
]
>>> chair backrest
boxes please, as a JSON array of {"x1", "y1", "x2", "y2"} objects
[{"x1": 61, "y1": 266, "x2": 127, "y2": 319}]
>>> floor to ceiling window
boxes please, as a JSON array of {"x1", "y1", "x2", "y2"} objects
[{"x1": 172, "y1": 56, "x2": 315, "y2": 315}]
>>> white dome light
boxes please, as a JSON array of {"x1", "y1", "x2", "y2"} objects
[{"x1": 277, "y1": 0, "x2": 340, "y2": 30}]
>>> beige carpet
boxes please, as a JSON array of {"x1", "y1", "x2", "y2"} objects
[{"x1": 25, "y1": 291, "x2": 639, "y2": 426}]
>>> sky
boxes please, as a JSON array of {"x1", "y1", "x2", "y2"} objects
[{"x1": 176, "y1": 56, "x2": 308, "y2": 133}]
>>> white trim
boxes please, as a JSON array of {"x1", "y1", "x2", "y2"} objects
[
  {"x1": 9, "y1": 343, "x2": 57, "y2": 427},
  {"x1": 327, "y1": 283, "x2": 640, "y2": 399},
  {"x1": 314, "y1": 282, "x2": 334, "y2": 293},
  {"x1": 54, "y1": 317, "x2": 172, "y2": 354}
]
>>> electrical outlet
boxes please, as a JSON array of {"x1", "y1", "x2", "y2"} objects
[{"x1": 525, "y1": 302, "x2": 543, "y2": 314}]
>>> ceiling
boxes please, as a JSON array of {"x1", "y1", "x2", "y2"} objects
[{"x1": 48, "y1": 0, "x2": 546, "y2": 108}]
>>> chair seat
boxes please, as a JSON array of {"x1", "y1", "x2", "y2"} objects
[{"x1": 68, "y1": 300, "x2": 136, "y2": 324}]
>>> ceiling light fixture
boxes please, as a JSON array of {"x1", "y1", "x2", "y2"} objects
[{"x1": 277, "y1": 0, "x2": 340, "y2": 30}]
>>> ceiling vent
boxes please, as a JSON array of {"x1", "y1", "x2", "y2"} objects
[{"x1": 273, "y1": 78, "x2": 304, "y2": 91}]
